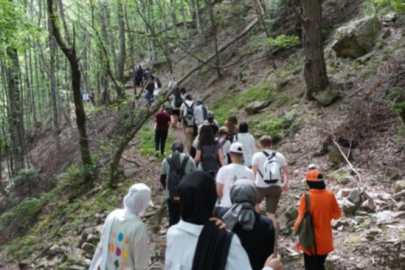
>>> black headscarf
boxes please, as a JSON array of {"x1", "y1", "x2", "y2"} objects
[
  {"x1": 178, "y1": 171, "x2": 233, "y2": 270},
  {"x1": 239, "y1": 122, "x2": 248, "y2": 133}
]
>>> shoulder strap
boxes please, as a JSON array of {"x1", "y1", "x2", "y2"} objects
[
  {"x1": 180, "y1": 155, "x2": 189, "y2": 170},
  {"x1": 219, "y1": 232, "x2": 233, "y2": 270},
  {"x1": 220, "y1": 139, "x2": 227, "y2": 148},
  {"x1": 262, "y1": 151, "x2": 270, "y2": 157},
  {"x1": 304, "y1": 192, "x2": 311, "y2": 213},
  {"x1": 166, "y1": 157, "x2": 178, "y2": 170}
]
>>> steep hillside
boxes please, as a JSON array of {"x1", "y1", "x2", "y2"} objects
[{"x1": 1, "y1": 0, "x2": 405, "y2": 269}]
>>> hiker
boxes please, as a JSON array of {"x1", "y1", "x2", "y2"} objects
[
  {"x1": 143, "y1": 68, "x2": 150, "y2": 80},
  {"x1": 165, "y1": 171, "x2": 283, "y2": 270},
  {"x1": 160, "y1": 141, "x2": 197, "y2": 226},
  {"x1": 234, "y1": 122, "x2": 256, "y2": 168},
  {"x1": 205, "y1": 111, "x2": 219, "y2": 137},
  {"x1": 215, "y1": 179, "x2": 275, "y2": 270},
  {"x1": 89, "y1": 184, "x2": 153, "y2": 270},
  {"x1": 180, "y1": 87, "x2": 187, "y2": 100},
  {"x1": 135, "y1": 65, "x2": 144, "y2": 87},
  {"x1": 180, "y1": 94, "x2": 195, "y2": 121},
  {"x1": 183, "y1": 108, "x2": 197, "y2": 153},
  {"x1": 171, "y1": 88, "x2": 182, "y2": 129},
  {"x1": 190, "y1": 125, "x2": 203, "y2": 159},
  {"x1": 216, "y1": 142, "x2": 254, "y2": 207},
  {"x1": 145, "y1": 76, "x2": 155, "y2": 107},
  {"x1": 194, "y1": 99, "x2": 208, "y2": 126},
  {"x1": 154, "y1": 105, "x2": 172, "y2": 156},
  {"x1": 154, "y1": 76, "x2": 163, "y2": 96},
  {"x1": 218, "y1": 126, "x2": 231, "y2": 164},
  {"x1": 294, "y1": 170, "x2": 341, "y2": 270},
  {"x1": 194, "y1": 125, "x2": 226, "y2": 177},
  {"x1": 252, "y1": 136, "x2": 290, "y2": 230},
  {"x1": 225, "y1": 115, "x2": 239, "y2": 143}
]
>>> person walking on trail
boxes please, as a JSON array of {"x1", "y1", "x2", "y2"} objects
[
  {"x1": 294, "y1": 170, "x2": 341, "y2": 270},
  {"x1": 218, "y1": 126, "x2": 231, "y2": 164},
  {"x1": 252, "y1": 136, "x2": 290, "y2": 231},
  {"x1": 164, "y1": 171, "x2": 283, "y2": 270},
  {"x1": 160, "y1": 141, "x2": 197, "y2": 227},
  {"x1": 194, "y1": 99, "x2": 208, "y2": 126},
  {"x1": 180, "y1": 94, "x2": 195, "y2": 120},
  {"x1": 234, "y1": 122, "x2": 256, "y2": 168},
  {"x1": 216, "y1": 142, "x2": 254, "y2": 208},
  {"x1": 171, "y1": 88, "x2": 182, "y2": 129},
  {"x1": 154, "y1": 105, "x2": 171, "y2": 156},
  {"x1": 135, "y1": 65, "x2": 144, "y2": 87},
  {"x1": 145, "y1": 76, "x2": 155, "y2": 107},
  {"x1": 194, "y1": 125, "x2": 226, "y2": 177},
  {"x1": 214, "y1": 180, "x2": 276, "y2": 270},
  {"x1": 205, "y1": 111, "x2": 219, "y2": 137},
  {"x1": 224, "y1": 115, "x2": 239, "y2": 143},
  {"x1": 180, "y1": 87, "x2": 187, "y2": 100},
  {"x1": 89, "y1": 184, "x2": 153, "y2": 270},
  {"x1": 183, "y1": 109, "x2": 197, "y2": 153}
]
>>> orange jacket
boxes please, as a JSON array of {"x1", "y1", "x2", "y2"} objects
[{"x1": 294, "y1": 189, "x2": 341, "y2": 255}]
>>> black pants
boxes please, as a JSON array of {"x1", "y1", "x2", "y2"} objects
[
  {"x1": 304, "y1": 253, "x2": 327, "y2": 270},
  {"x1": 167, "y1": 199, "x2": 180, "y2": 227},
  {"x1": 155, "y1": 130, "x2": 168, "y2": 155}
]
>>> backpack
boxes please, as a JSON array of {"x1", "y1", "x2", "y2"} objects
[
  {"x1": 184, "y1": 101, "x2": 194, "y2": 111},
  {"x1": 258, "y1": 151, "x2": 282, "y2": 184},
  {"x1": 294, "y1": 192, "x2": 317, "y2": 253},
  {"x1": 201, "y1": 144, "x2": 219, "y2": 175},
  {"x1": 185, "y1": 116, "x2": 195, "y2": 128},
  {"x1": 201, "y1": 105, "x2": 208, "y2": 120},
  {"x1": 166, "y1": 156, "x2": 190, "y2": 202},
  {"x1": 174, "y1": 94, "x2": 182, "y2": 108}
]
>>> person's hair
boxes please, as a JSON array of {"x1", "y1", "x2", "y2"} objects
[
  {"x1": 150, "y1": 75, "x2": 155, "y2": 80},
  {"x1": 186, "y1": 94, "x2": 192, "y2": 100},
  {"x1": 199, "y1": 125, "x2": 216, "y2": 145},
  {"x1": 239, "y1": 122, "x2": 248, "y2": 133},
  {"x1": 227, "y1": 115, "x2": 238, "y2": 134},
  {"x1": 260, "y1": 136, "x2": 273, "y2": 147},
  {"x1": 218, "y1": 127, "x2": 228, "y2": 137},
  {"x1": 173, "y1": 87, "x2": 180, "y2": 95},
  {"x1": 180, "y1": 87, "x2": 186, "y2": 94},
  {"x1": 230, "y1": 152, "x2": 243, "y2": 158}
]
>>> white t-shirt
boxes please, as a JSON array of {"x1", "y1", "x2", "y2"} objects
[
  {"x1": 252, "y1": 150, "x2": 287, "y2": 188},
  {"x1": 234, "y1": 133, "x2": 256, "y2": 167},
  {"x1": 216, "y1": 164, "x2": 255, "y2": 207},
  {"x1": 180, "y1": 100, "x2": 195, "y2": 118}
]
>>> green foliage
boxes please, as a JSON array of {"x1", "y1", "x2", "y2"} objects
[
  {"x1": 253, "y1": 117, "x2": 292, "y2": 144},
  {"x1": 266, "y1": 35, "x2": 300, "y2": 48},
  {"x1": 136, "y1": 124, "x2": 176, "y2": 159},
  {"x1": 363, "y1": 0, "x2": 405, "y2": 14}
]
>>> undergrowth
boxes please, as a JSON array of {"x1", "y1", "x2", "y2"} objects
[{"x1": 136, "y1": 124, "x2": 176, "y2": 161}]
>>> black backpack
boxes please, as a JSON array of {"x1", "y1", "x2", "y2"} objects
[
  {"x1": 201, "y1": 144, "x2": 219, "y2": 175},
  {"x1": 174, "y1": 94, "x2": 182, "y2": 108},
  {"x1": 201, "y1": 105, "x2": 208, "y2": 120},
  {"x1": 184, "y1": 101, "x2": 194, "y2": 111},
  {"x1": 185, "y1": 116, "x2": 196, "y2": 128},
  {"x1": 166, "y1": 156, "x2": 189, "y2": 202}
]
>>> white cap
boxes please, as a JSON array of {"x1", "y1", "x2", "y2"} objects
[
  {"x1": 308, "y1": 164, "x2": 317, "y2": 170},
  {"x1": 230, "y1": 142, "x2": 244, "y2": 154}
]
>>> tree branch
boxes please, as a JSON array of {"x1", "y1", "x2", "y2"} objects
[
  {"x1": 47, "y1": 0, "x2": 72, "y2": 55},
  {"x1": 332, "y1": 135, "x2": 362, "y2": 182},
  {"x1": 288, "y1": 0, "x2": 307, "y2": 27},
  {"x1": 77, "y1": 33, "x2": 90, "y2": 62}
]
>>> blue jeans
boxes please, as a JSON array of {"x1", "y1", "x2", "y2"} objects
[{"x1": 147, "y1": 90, "x2": 154, "y2": 106}]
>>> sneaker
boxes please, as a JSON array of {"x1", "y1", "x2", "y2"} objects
[{"x1": 155, "y1": 151, "x2": 160, "y2": 157}]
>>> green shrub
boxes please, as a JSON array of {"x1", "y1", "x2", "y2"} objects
[
  {"x1": 363, "y1": 0, "x2": 405, "y2": 14},
  {"x1": 266, "y1": 35, "x2": 300, "y2": 48}
]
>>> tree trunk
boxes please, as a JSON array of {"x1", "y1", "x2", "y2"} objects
[
  {"x1": 204, "y1": 0, "x2": 221, "y2": 77},
  {"x1": 194, "y1": 0, "x2": 202, "y2": 34},
  {"x1": 300, "y1": 0, "x2": 329, "y2": 99},
  {"x1": 47, "y1": 0, "x2": 93, "y2": 184},
  {"x1": 117, "y1": 0, "x2": 126, "y2": 98},
  {"x1": 6, "y1": 48, "x2": 25, "y2": 175}
]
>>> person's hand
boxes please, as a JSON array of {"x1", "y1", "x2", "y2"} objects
[
  {"x1": 281, "y1": 184, "x2": 288, "y2": 193},
  {"x1": 265, "y1": 254, "x2": 282, "y2": 270},
  {"x1": 209, "y1": 217, "x2": 228, "y2": 230}
]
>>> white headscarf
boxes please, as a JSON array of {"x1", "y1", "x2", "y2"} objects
[{"x1": 89, "y1": 183, "x2": 153, "y2": 270}]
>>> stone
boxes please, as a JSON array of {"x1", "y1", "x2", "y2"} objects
[
  {"x1": 382, "y1": 29, "x2": 392, "y2": 40},
  {"x1": 81, "y1": 242, "x2": 96, "y2": 253},
  {"x1": 397, "y1": 202, "x2": 405, "y2": 211},
  {"x1": 18, "y1": 260, "x2": 30, "y2": 269},
  {"x1": 245, "y1": 100, "x2": 271, "y2": 115},
  {"x1": 150, "y1": 261, "x2": 165, "y2": 270},
  {"x1": 149, "y1": 157, "x2": 157, "y2": 162},
  {"x1": 357, "y1": 51, "x2": 375, "y2": 63},
  {"x1": 48, "y1": 245, "x2": 64, "y2": 256},
  {"x1": 383, "y1": 13, "x2": 398, "y2": 23},
  {"x1": 81, "y1": 227, "x2": 96, "y2": 245},
  {"x1": 394, "y1": 180, "x2": 405, "y2": 193},
  {"x1": 325, "y1": 255, "x2": 340, "y2": 270},
  {"x1": 87, "y1": 233, "x2": 100, "y2": 244},
  {"x1": 124, "y1": 168, "x2": 139, "y2": 178},
  {"x1": 338, "y1": 189, "x2": 352, "y2": 198},
  {"x1": 391, "y1": 190, "x2": 405, "y2": 200},
  {"x1": 125, "y1": 80, "x2": 134, "y2": 89},
  {"x1": 329, "y1": 146, "x2": 351, "y2": 165},
  {"x1": 342, "y1": 199, "x2": 357, "y2": 215},
  {"x1": 332, "y1": 219, "x2": 351, "y2": 229},
  {"x1": 313, "y1": 90, "x2": 340, "y2": 106},
  {"x1": 284, "y1": 108, "x2": 298, "y2": 122},
  {"x1": 348, "y1": 189, "x2": 361, "y2": 204},
  {"x1": 332, "y1": 16, "x2": 382, "y2": 58},
  {"x1": 361, "y1": 198, "x2": 376, "y2": 212}
]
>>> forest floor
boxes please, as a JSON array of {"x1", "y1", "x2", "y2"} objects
[{"x1": 1, "y1": 0, "x2": 405, "y2": 269}]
